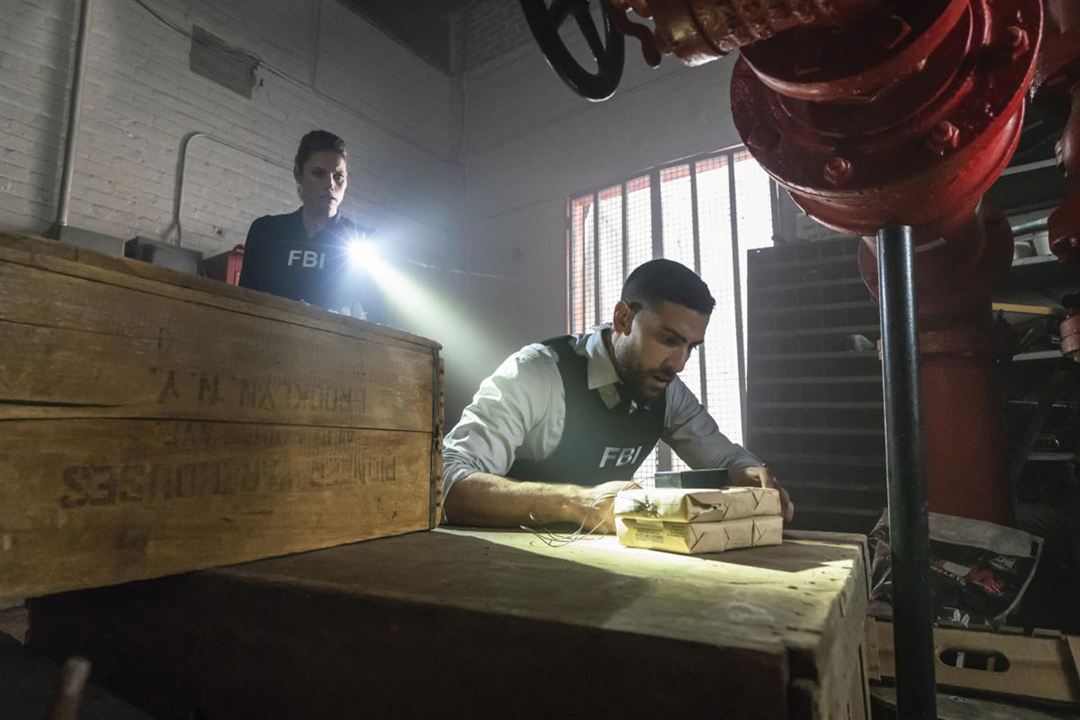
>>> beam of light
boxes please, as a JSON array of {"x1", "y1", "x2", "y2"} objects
[
  {"x1": 338, "y1": 225, "x2": 545, "y2": 426},
  {"x1": 359, "y1": 256, "x2": 513, "y2": 425},
  {"x1": 367, "y1": 258, "x2": 501, "y2": 361}
]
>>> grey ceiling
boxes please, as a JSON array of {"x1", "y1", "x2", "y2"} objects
[{"x1": 341, "y1": 0, "x2": 475, "y2": 74}]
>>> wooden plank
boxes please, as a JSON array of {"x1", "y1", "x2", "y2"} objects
[
  {"x1": 0, "y1": 606, "x2": 26, "y2": 643},
  {"x1": 27, "y1": 530, "x2": 870, "y2": 718},
  {"x1": 0, "y1": 232, "x2": 437, "y2": 350},
  {"x1": 864, "y1": 614, "x2": 882, "y2": 681},
  {"x1": 0, "y1": 242, "x2": 434, "y2": 430},
  {"x1": 431, "y1": 356, "x2": 445, "y2": 527},
  {"x1": 784, "y1": 531, "x2": 873, "y2": 719},
  {"x1": 991, "y1": 301, "x2": 1062, "y2": 316},
  {"x1": 0, "y1": 420, "x2": 433, "y2": 601},
  {"x1": 875, "y1": 619, "x2": 1080, "y2": 703},
  {"x1": 1068, "y1": 635, "x2": 1080, "y2": 684},
  {"x1": 222, "y1": 528, "x2": 871, "y2": 720},
  {"x1": 789, "y1": 679, "x2": 820, "y2": 720},
  {"x1": 871, "y1": 687, "x2": 1076, "y2": 720},
  {"x1": 777, "y1": 531, "x2": 870, "y2": 720}
]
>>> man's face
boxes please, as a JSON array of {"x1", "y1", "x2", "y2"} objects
[
  {"x1": 297, "y1": 150, "x2": 347, "y2": 217},
  {"x1": 610, "y1": 300, "x2": 710, "y2": 401}
]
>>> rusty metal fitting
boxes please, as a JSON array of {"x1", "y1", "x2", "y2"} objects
[
  {"x1": 1061, "y1": 312, "x2": 1080, "y2": 361},
  {"x1": 746, "y1": 125, "x2": 781, "y2": 154},
  {"x1": 926, "y1": 121, "x2": 961, "y2": 155},
  {"x1": 611, "y1": 0, "x2": 652, "y2": 16},
  {"x1": 653, "y1": 26, "x2": 677, "y2": 54},
  {"x1": 879, "y1": 14, "x2": 912, "y2": 51},
  {"x1": 823, "y1": 156, "x2": 854, "y2": 187},
  {"x1": 1002, "y1": 25, "x2": 1030, "y2": 60}
]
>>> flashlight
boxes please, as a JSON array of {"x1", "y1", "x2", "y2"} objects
[{"x1": 346, "y1": 238, "x2": 378, "y2": 267}]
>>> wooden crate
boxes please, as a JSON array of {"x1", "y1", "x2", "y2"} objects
[
  {"x1": 872, "y1": 618, "x2": 1080, "y2": 703},
  {"x1": 28, "y1": 529, "x2": 872, "y2": 719},
  {"x1": 0, "y1": 232, "x2": 442, "y2": 602}
]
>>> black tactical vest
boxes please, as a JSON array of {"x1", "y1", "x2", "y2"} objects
[{"x1": 507, "y1": 335, "x2": 665, "y2": 485}]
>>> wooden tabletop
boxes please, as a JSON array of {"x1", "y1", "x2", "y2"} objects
[
  {"x1": 217, "y1": 527, "x2": 868, "y2": 663},
  {"x1": 29, "y1": 528, "x2": 872, "y2": 719}
]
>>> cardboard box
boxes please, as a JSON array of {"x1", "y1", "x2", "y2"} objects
[
  {"x1": 616, "y1": 516, "x2": 784, "y2": 554},
  {"x1": 614, "y1": 486, "x2": 781, "y2": 523}
]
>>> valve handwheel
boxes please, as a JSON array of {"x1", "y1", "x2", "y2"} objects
[{"x1": 519, "y1": 0, "x2": 625, "y2": 101}]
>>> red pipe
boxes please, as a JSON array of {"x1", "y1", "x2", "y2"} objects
[
  {"x1": 858, "y1": 205, "x2": 1016, "y2": 525},
  {"x1": 607, "y1": 0, "x2": 1046, "y2": 524},
  {"x1": 728, "y1": 0, "x2": 1041, "y2": 524}
]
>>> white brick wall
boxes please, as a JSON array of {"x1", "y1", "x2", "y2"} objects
[
  {"x1": 459, "y1": 0, "x2": 531, "y2": 71},
  {"x1": 1, "y1": 0, "x2": 753, "y2": 423},
  {"x1": 0, "y1": 0, "x2": 463, "y2": 260}
]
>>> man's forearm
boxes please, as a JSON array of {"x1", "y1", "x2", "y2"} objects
[{"x1": 442, "y1": 473, "x2": 588, "y2": 528}]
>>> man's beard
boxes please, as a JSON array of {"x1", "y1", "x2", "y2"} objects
[{"x1": 613, "y1": 343, "x2": 673, "y2": 402}]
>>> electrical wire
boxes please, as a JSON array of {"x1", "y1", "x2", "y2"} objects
[{"x1": 520, "y1": 491, "x2": 621, "y2": 547}]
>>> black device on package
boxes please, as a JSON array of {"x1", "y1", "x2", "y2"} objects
[{"x1": 653, "y1": 468, "x2": 729, "y2": 489}]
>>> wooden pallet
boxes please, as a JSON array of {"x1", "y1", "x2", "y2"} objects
[{"x1": 872, "y1": 618, "x2": 1080, "y2": 704}]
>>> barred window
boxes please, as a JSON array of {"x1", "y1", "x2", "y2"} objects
[{"x1": 567, "y1": 149, "x2": 776, "y2": 484}]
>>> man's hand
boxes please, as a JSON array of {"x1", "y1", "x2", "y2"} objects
[
  {"x1": 570, "y1": 479, "x2": 641, "y2": 535},
  {"x1": 729, "y1": 466, "x2": 794, "y2": 522}
]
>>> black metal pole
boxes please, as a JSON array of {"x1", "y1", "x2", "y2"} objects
[{"x1": 876, "y1": 225, "x2": 937, "y2": 719}]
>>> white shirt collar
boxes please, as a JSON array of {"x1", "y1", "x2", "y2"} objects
[{"x1": 584, "y1": 326, "x2": 621, "y2": 391}]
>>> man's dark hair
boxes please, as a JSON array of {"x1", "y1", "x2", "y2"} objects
[
  {"x1": 621, "y1": 259, "x2": 715, "y2": 315},
  {"x1": 294, "y1": 130, "x2": 347, "y2": 178}
]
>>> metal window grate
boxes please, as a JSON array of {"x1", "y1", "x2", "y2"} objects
[
  {"x1": 566, "y1": 150, "x2": 775, "y2": 482},
  {"x1": 598, "y1": 185, "x2": 624, "y2": 326}
]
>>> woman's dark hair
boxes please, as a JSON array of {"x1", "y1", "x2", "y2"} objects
[
  {"x1": 621, "y1": 259, "x2": 715, "y2": 315},
  {"x1": 294, "y1": 130, "x2": 347, "y2": 178}
]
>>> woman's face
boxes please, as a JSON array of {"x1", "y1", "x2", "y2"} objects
[{"x1": 297, "y1": 150, "x2": 347, "y2": 216}]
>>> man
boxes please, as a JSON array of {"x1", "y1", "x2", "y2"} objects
[{"x1": 442, "y1": 259, "x2": 793, "y2": 532}]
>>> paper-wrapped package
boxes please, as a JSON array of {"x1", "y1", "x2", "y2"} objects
[
  {"x1": 614, "y1": 486, "x2": 781, "y2": 523},
  {"x1": 615, "y1": 516, "x2": 784, "y2": 555}
]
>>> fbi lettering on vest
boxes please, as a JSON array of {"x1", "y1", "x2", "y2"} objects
[
  {"x1": 287, "y1": 249, "x2": 326, "y2": 269},
  {"x1": 599, "y1": 446, "x2": 644, "y2": 468}
]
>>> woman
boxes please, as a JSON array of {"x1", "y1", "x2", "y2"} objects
[{"x1": 238, "y1": 130, "x2": 386, "y2": 323}]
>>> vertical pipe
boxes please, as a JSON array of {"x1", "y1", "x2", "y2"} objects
[
  {"x1": 876, "y1": 225, "x2": 937, "y2": 720},
  {"x1": 52, "y1": 0, "x2": 93, "y2": 236}
]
